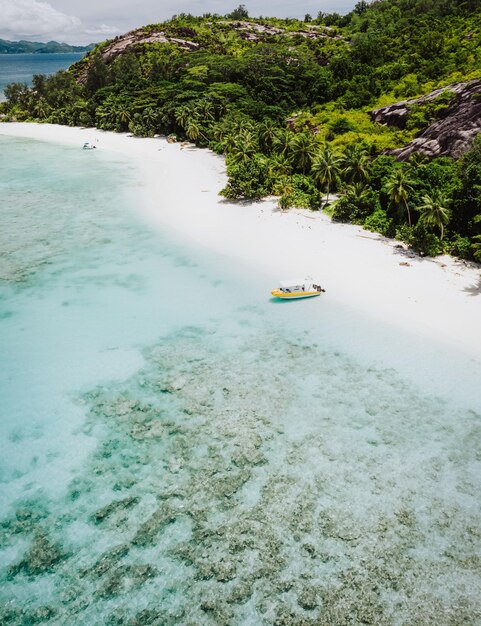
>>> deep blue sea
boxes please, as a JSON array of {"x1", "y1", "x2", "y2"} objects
[
  {"x1": 0, "y1": 53, "x2": 84, "y2": 100},
  {"x1": 0, "y1": 134, "x2": 480, "y2": 624}
]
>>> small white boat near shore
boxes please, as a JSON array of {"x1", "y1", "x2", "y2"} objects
[
  {"x1": 82, "y1": 141, "x2": 97, "y2": 150},
  {"x1": 271, "y1": 277, "x2": 325, "y2": 300}
]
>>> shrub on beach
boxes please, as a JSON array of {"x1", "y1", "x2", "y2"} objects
[
  {"x1": 332, "y1": 185, "x2": 379, "y2": 224},
  {"x1": 221, "y1": 156, "x2": 271, "y2": 200},
  {"x1": 396, "y1": 223, "x2": 444, "y2": 257},
  {"x1": 447, "y1": 234, "x2": 472, "y2": 259},
  {"x1": 331, "y1": 196, "x2": 357, "y2": 222},
  {"x1": 364, "y1": 209, "x2": 395, "y2": 237}
]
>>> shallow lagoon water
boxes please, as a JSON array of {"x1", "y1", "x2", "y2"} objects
[
  {"x1": 0, "y1": 53, "x2": 84, "y2": 100},
  {"x1": 1, "y1": 135, "x2": 481, "y2": 625}
]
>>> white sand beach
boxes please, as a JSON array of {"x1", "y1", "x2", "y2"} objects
[{"x1": 2, "y1": 122, "x2": 480, "y2": 360}]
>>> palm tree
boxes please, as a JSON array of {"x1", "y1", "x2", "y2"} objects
[
  {"x1": 228, "y1": 129, "x2": 257, "y2": 164},
  {"x1": 175, "y1": 105, "x2": 207, "y2": 142},
  {"x1": 288, "y1": 132, "x2": 319, "y2": 174},
  {"x1": 116, "y1": 105, "x2": 132, "y2": 129},
  {"x1": 218, "y1": 120, "x2": 255, "y2": 153},
  {"x1": 275, "y1": 175, "x2": 295, "y2": 210},
  {"x1": 219, "y1": 132, "x2": 238, "y2": 153},
  {"x1": 272, "y1": 128, "x2": 293, "y2": 157},
  {"x1": 409, "y1": 152, "x2": 427, "y2": 168},
  {"x1": 344, "y1": 182, "x2": 370, "y2": 205},
  {"x1": 385, "y1": 167, "x2": 415, "y2": 227},
  {"x1": 174, "y1": 105, "x2": 195, "y2": 131},
  {"x1": 258, "y1": 119, "x2": 277, "y2": 154},
  {"x1": 417, "y1": 192, "x2": 450, "y2": 240},
  {"x1": 471, "y1": 235, "x2": 481, "y2": 263},
  {"x1": 184, "y1": 119, "x2": 204, "y2": 141},
  {"x1": 341, "y1": 144, "x2": 370, "y2": 184},
  {"x1": 96, "y1": 103, "x2": 117, "y2": 129},
  {"x1": 196, "y1": 100, "x2": 215, "y2": 122},
  {"x1": 268, "y1": 154, "x2": 292, "y2": 177},
  {"x1": 143, "y1": 107, "x2": 158, "y2": 129},
  {"x1": 34, "y1": 98, "x2": 50, "y2": 119},
  {"x1": 278, "y1": 175, "x2": 294, "y2": 195},
  {"x1": 269, "y1": 156, "x2": 292, "y2": 197},
  {"x1": 311, "y1": 144, "x2": 342, "y2": 206}
]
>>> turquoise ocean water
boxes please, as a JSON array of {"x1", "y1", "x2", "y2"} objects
[
  {"x1": 1, "y1": 135, "x2": 480, "y2": 625},
  {"x1": 0, "y1": 53, "x2": 84, "y2": 100}
]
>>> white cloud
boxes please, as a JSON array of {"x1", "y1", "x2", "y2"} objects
[
  {"x1": 84, "y1": 24, "x2": 119, "y2": 36},
  {"x1": 0, "y1": 0, "x2": 118, "y2": 43},
  {"x1": 0, "y1": 0, "x2": 80, "y2": 38}
]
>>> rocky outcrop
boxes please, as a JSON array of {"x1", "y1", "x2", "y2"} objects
[
  {"x1": 214, "y1": 20, "x2": 342, "y2": 41},
  {"x1": 216, "y1": 20, "x2": 284, "y2": 36},
  {"x1": 370, "y1": 79, "x2": 481, "y2": 160},
  {"x1": 100, "y1": 29, "x2": 200, "y2": 62},
  {"x1": 76, "y1": 28, "x2": 200, "y2": 83}
]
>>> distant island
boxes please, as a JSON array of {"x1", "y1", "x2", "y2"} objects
[{"x1": 0, "y1": 39, "x2": 95, "y2": 54}]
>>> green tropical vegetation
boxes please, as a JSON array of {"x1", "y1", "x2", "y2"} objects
[{"x1": 2, "y1": 0, "x2": 481, "y2": 260}]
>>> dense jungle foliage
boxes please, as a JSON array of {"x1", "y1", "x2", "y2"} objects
[{"x1": 2, "y1": 0, "x2": 481, "y2": 260}]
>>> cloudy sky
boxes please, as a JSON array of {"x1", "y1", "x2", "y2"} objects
[{"x1": 0, "y1": 0, "x2": 355, "y2": 44}]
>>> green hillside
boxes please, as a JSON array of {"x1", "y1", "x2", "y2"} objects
[
  {"x1": 0, "y1": 39, "x2": 94, "y2": 54},
  {"x1": 2, "y1": 0, "x2": 481, "y2": 260}
]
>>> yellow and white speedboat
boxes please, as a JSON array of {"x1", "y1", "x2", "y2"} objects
[{"x1": 271, "y1": 277, "x2": 325, "y2": 300}]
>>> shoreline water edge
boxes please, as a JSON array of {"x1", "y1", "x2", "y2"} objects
[{"x1": 1, "y1": 121, "x2": 480, "y2": 362}]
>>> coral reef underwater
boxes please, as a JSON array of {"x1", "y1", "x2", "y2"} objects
[{"x1": 1, "y1": 325, "x2": 481, "y2": 625}]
